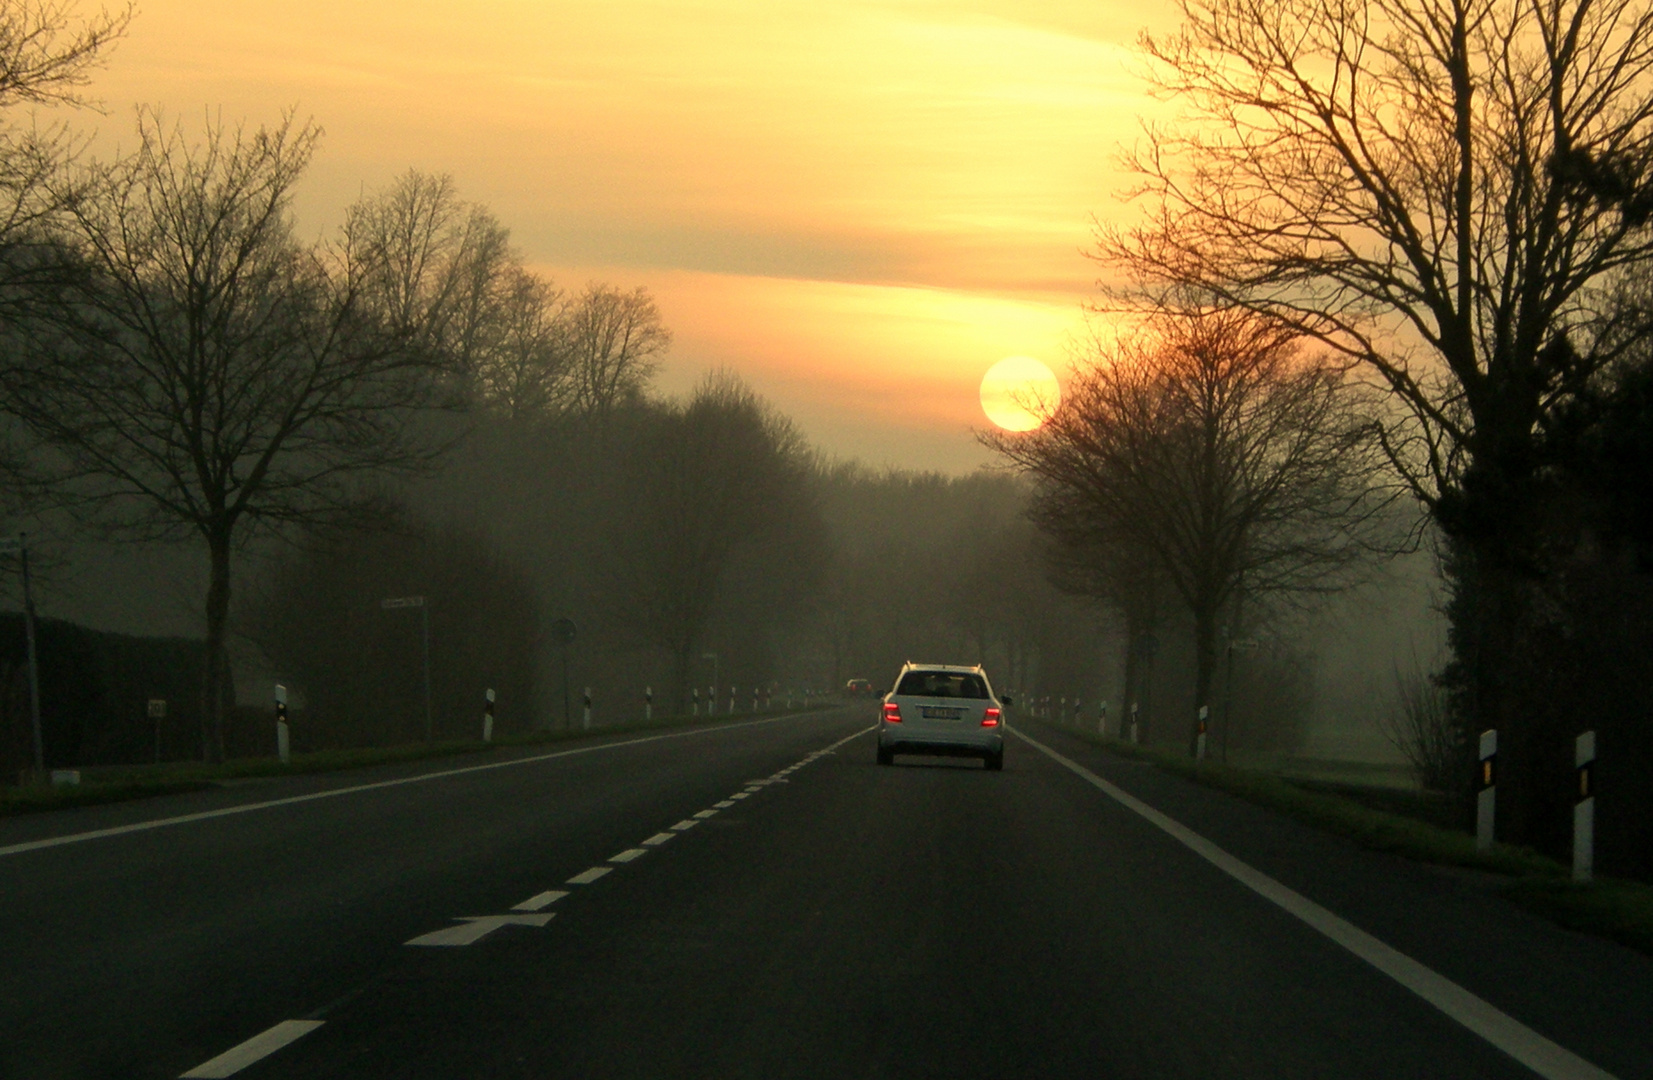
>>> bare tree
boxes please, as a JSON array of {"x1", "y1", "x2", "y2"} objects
[
  {"x1": 564, "y1": 283, "x2": 669, "y2": 417},
  {"x1": 1102, "y1": 0, "x2": 1653, "y2": 819},
  {"x1": 471, "y1": 266, "x2": 572, "y2": 422},
  {"x1": 0, "y1": 112, "x2": 480, "y2": 760},
  {"x1": 0, "y1": 0, "x2": 131, "y2": 108},
  {"x1": 605, "y1": 373, "x2": 817, "y2": 708},
  {"x1": 985, "y1": 307, "x2": 1395, "y2": 752}
]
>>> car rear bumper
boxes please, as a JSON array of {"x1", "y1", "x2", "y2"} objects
[{"x1": 879, "y1": 724, "x2": 1003, "y2": 757}]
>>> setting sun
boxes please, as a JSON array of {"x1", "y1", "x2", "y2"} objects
[{"x1": 980, "y1": 355, "x2": 1060, "y2": 431}]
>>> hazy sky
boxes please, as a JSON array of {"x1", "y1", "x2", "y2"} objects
[{"x1": 62, "y1": 0, "x2": 1176, "y2": 472}]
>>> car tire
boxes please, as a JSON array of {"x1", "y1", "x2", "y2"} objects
[
  {"x1": 877, "y1": 745, "x2": 894, "y2": 766},
  {"x1": 984, "y1": 750, "x2": 1003, "y2": 771}
]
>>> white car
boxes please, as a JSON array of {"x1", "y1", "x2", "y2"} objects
[{"x1": 876, "y1": 663, "x2": 1006, "y2": 770}]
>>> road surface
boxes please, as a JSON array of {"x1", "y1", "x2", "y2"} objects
[{"x1": 2, "y1": 706, "x2": 1649, "y2": 1079}]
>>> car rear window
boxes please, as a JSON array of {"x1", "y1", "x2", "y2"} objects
[{"x1": 895, "y1": 671, "x2": 989, "y2": 699}]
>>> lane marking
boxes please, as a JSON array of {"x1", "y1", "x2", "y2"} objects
[
  {"x1": 2, "y1": 713, "x2": 846, "y2": 860},
  {"x1": 1013, "y1": 729, "x2": 1621, "y2": 1080},
  {"x1": 745, "y1": 779, "x2": 773, "y2": 786},
  {"x1": 405, "y1": 913, "x2": 553, "y2": 947},
  {"x1": 713, "y1": 800, "x2": 736, "y2": 808},
  {"x1": 670, "y1": 819, "x2": 699, "y2": 831},
  {"x1": 729, "y1": 792, "x2": 751, "y2": 800},
  {"x1": 565, "y1": 866, "x2": 612, "y2": 885},
  {"x1": 512, "y1": 890, "x2": 567, "y2": 912},
  {"x1": 180, "y1": 1019, "x2": 324, "y2": 1078},
  {"x1": 692, "y1": 809, "x2": 718, "y2": 819},
  {"x1": 642, "y1": 832, "x2": 675, "y2": 846},
  {"x1": 609, "y1": 848, "x2": 648, "y2": 863}
]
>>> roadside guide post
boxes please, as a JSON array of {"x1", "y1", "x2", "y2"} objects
[
  {"x1": 645, "y1": 686, "x2": 652, "y2": 722},
  {"x1": 1196, "y1": 705, "x2": 1209, "y2": 761},
  {"x1": 275, "y1": 684, "x2": 290, "y2": 764},
  {"x1": 1, "y1": 534, "x2": 44, "y2": 780},
  {"x1": 582, "y1": 687, "x2": 592, "y2": 730},
  {"x1": 729, "y1": 684, "x2": 737, "y2": 715},
  {"x1": 1129, "y1": 701, "x2": 1139, "y2": 744},
  {"x1": 1574, "y1": 731, "x2": 1596, "y2": 882},
  {"x1": 1098, "y1": 700, "x2": 1108, "y2": 736},
  {"x1": 1477, "y1": 729, "x2": 1498, "y2": 851},
  {"x1": 484, "y1": 689, "x2": 495, "y2": 743},
  {"x1": 751, "y1": 686, "x2": 758, "y2": 712},
  {"x1": 692, "y1": 687, "x2": 699, "y2": 717}
]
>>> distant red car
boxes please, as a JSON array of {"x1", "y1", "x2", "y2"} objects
[{"x1": 845, "y1": 678, "x2": 876, "y2": 697}]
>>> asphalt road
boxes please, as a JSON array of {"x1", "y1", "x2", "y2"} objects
[{"x1": 2, "y1": 706, "x2": 1650, "y2": 1080}]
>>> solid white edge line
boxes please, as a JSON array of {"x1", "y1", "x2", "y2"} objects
[
  {"x1": 179, "y1": 1019, "x2": 324, "y2": 1078},
  {"x1": 3, "y1": 713, "x2": 835, "y2": 860},
  {"x1": 565, "y1": 866, "x2": 612, "y2": 885},
  {"x1": 1011, "y1": 728, "x2": 1621, "y2": 1080}
]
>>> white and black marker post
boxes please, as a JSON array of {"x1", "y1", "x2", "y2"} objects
[
  {"x1": 1476, "y1": 728, "x2": 1498, "y2": 851},
  {"x1": 483, "y1": 688, "x2": 495, "y2": 743},
  {"x1": 275, "y1": 684, "x2": 290, "y2": 765},
  {"x1": 729, "y1": 685, "x2": 737, "y2": 715},
  {"x1": 645, "y1": 685, "x2": 652, "y2": 722},
  {"x1": 1098, "y1": 700, "x2": 1108, "y2": 736},
  {"x1": 582, "y1": 687, "x2": 592, "y2": 731},
  {"x1": 692, "y1": 687, "x2": 699, "y2": 717},
  {"x1": 1574, "y1": 730, "x2": 1596, "y2": 883},
  {"x1": 751, "y1": 686, "x2": 758, "y2": 712},
  {"x1": 1129, "y1": 701, "x2": 1139, "y2": 744},
  {"x1": 1196, "y1": 705, "x2": 1209, "y2": 761}
]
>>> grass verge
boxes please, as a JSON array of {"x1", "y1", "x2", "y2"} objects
[
  {"x1": 1034, "y1": 720, "x2": 1653, "y2": 957},
  {"x1": 2, "y1": 704, "x2": 835, "y2": 818}
]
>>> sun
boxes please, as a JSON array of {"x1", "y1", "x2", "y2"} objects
[{"x1": 980, "y1": 356, "x2": 1059, "y2": 431}]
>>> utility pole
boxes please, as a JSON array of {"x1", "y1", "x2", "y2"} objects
[{"x1": 1, "y1": 534, "x2": 43, "y2": 778}]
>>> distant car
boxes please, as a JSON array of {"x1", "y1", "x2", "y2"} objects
[
  {"x1": 844, "y1": 678, "x2": 876, "y2": 697},
  {"x1": 877, "y1": 663, "x2": 1005, "y2": 770}
]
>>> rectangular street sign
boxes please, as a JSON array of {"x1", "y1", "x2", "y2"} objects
[
  {"x1": 380, "y1": 596, "x2": 426, "y2": 609},
  {"x1": 147, "y1": 699, "x2": 167, "y2": 718}
]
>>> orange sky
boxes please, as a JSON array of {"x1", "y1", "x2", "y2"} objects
[{"x1": 57, "y1": 0, "x2": 1174, "y2": 472}]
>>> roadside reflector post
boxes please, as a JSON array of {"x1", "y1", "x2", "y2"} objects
[
  {"x1": 751, "y1": 686, "x2": 758, "y2": 712},
  {"x1": 582, "y1": 687, "x2": 592, "y2": 731},
  {"x1": 729, "y1": 685, "x2": 737, "y2": 715},
  {"x1": 692, "y1": 687, "x2": 699, "y2": 716},
  {"x1": 1129, "y1": 701, "x2": 1139, "y2": 744},
  {"x1": 645, "y1": 685, "x2": 652, "y2": 722},
  {"x1": 275, "y1": 684, "x2": 290, "y2": 765},
  {"x1": 483, "y1": 688, "x2": 495, "y2": 743},
  {"x1": 1099, "y1": 700, "x2": 1108, "y2": 736},
  {"x1": 1196, "y1": 705, "x2": 1208, "y2": 761},
  {"x1": 1074, "y1": 697, "x2": 1082, "y2": 726},
  {"x1": 1574, "y1": 730, "x2": 1596, "y2": 883},
  {"x1": 1476, "y1": 728, "x2": 1497, "y2": 851}
]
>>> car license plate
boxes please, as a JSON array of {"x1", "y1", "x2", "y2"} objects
[{"x1": 921, "y1": 706, "x2": 963, "y2": 720}]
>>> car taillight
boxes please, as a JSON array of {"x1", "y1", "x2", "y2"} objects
[
  {"x1": 883, "y1": 702, "x2": 902, "y2": 723},
  {"x1": 982, "y1": 707, "x2": 1000, "y2": 727}
]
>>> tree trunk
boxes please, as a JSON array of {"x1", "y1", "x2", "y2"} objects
[
  {"x1": 1190, "y1": 603, "x2": 1218, "y2": 756},
  {"x1": 201, "y1": 531, "x2": 233, "y2": 764}
]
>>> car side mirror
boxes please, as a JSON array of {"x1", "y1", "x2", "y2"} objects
[{"x1": 1001, "y1": 695, "x2": 1013, "y2": 707}]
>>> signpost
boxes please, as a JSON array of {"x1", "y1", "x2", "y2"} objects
[
  {"x1": 381, "y1": 597, "x2": 432, "y2": 740},
  {"x1": 0, "y1": 535, "x2": 43, "y2": 779},
  {"x1": 275, "y1": 684, "x2": 291, "y2": 764},
  {"x1": 148, "y1": 699, "x2": 167, "y2": 763},
  {"x1": 551, "y1": 618, "x2": 577, "y2": 729}
]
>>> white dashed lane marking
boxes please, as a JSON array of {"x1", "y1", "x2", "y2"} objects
[
  {"x1": 692, "y1": 809, "x2": 718, "y2": 819},
  {"x1": 642, "y1": 832, "x2": 675, "y2": 846},
  {"x1": 713, "y1": 800, "x2": 736, "y2": 808},
  {"x1": 730, "y1": 792, "x2": 751, "y2": 800},
  {"x1": 512, "y1": 890, "x2": 567, "y2": 912},
  {"x1": 609, "y1": 848, "x2": 648, "y2": 863},
  {"x1": 405, "y1": 913, "x2": 554, "y2": 947},
  {"x1": 179, "y1": 1020, "x2": 324, "y2": 1078},
  {"x1": 671, "y1": 819, "x2": 699, "y2": 831},
  {"x1": 566, "y1": 866, "x2": 612, "y2": 885}
]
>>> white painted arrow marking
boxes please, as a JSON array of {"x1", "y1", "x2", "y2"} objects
[{"x1": 405, "y1": 913, "x2": 553, "y2": 947}]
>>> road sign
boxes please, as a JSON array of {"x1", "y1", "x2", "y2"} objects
[
  {"x1": 550, "y1": 618, "x2": 577, "y2": 645},
  {"x1": 147, "y1": 699, "x2": 167, "y2": 719},
  {"x1": 380, "y1": 596, "x2": 426, "y2": 610}
]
